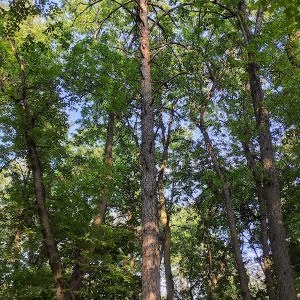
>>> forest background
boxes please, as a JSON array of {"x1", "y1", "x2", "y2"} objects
[{"x1": 0, "y1": 0, "x2": 300, "y2": 299}]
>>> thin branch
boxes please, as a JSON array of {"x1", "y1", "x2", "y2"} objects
[
  {"x1": 149, "y1": 3, "x2": 194, "y2": 32},
  {"x1": 153, "y1": 71, "x2": 189, "y2": 95},
  {"x1": 94, "y1": 0, "x2": 136, "y2": 39}
]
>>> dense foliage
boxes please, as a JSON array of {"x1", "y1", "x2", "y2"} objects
[{"x1": 0, "y1": 0, "x2": 299, "y2": 299}]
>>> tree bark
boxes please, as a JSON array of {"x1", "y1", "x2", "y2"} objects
[
  {"x1": 158, "y1": 112, "x2": 174, "y2": 300},
  {"x1": 158, "y1": 163, "x2": 172, "y2": 298},
  {"x1": 138, "y1": 1, "x2": 161, "y2": 299},
  {"x1": 241, "y1": 98, "x2": 276, "y2": 300},
  {"x1": 247, "y1": 59, "x2": 297, "y2": 300},
  {"x1": 92, "y1": 112, "x2": 114, "y2": 229},
  {"x1": 7, "y1": 36, "x2": 66, "y2": 300},
  {"x1": 26, "y1": 132, "x2": 66, "y2": 300},
  {"x1": 236, "y1": 3, "x2": 298, "y2": 298}
]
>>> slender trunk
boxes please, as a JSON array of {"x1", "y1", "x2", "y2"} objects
[
  {"x1": 13, "y1": 228, "x2": 20, "y2": 270},
  {"x1": 158, "y1": 113, "x2": 174, "y2": 300},
  {"x1": 241, "y1": 98, "x2": 276, "y2": 300},
  {"x1": 236, "y1": 4, "x2": 297, "y2": 298},
  {"x1": 92, "y1": 112, "x2": 114, "y2": 229},
  {"x1": 158, "y1": 174, "x2": 174, "y2": 300},
  {"x1": 197, "y1": 117, "x2": 250, "y2": 300},
  {"x1": 193, "y1": 88, "x2": 250, "y2": 298},
  {"x1": 7, "y1": 36, "x2": 66, "y2": 300},
  {"x1": 138, "y1": 1, "x2": 161, "y2": 299},
  {"x1": 202, "y1": 217, "x2": 215, "y2": 299},
  {"x1": 26, "y1": 135, "x2": 66, "y2": 300},
  {"x1": 66, "y1": 112, "x2": 114, "y2": 299},
  {"x1": 242, "y1": 142, "x2": 276, "y2": 300},
  {"x1": 201, "y1": 217, "x2": 225, "y2": 299}
]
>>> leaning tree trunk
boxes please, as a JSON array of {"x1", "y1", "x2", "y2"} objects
[
  {"x1": 236, "y1": 3, "x2": 298, "y2": 298},
  {"x1": 191, "y1": 71, "x2": 250, "y2": 299},
  {"x1": 138, "y1": 1, "x2": 161, "y2": 299},
  {"x1": 26, "y1": 135, "x2": 66, "y2": 300},
  {"x1": 198, "y1": 124, "x2": 250, "y2": 300},
  {"x1": 7, "y1": 36, "x2": 66, "y2": 300}
]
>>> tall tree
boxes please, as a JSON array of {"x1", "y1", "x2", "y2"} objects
[
  {"x1": 138, "y1": 1, "x2": 161, "y2": 299},
  {"x1": 236, "y1": 2, "x2": 298, "y2": 298},
  {"x1": 190, "y1": 70, "x2": 251, "y2": 299},
  {"x1": 1, "y1": 3, "x2": 67, "y2": 297}
]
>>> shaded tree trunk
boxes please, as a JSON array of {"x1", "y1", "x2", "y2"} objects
[
  {"x1": 26, "y1": 131, "x2": 66, "y2": 300},
  {"x1": 7, "y1": 36, "x2": 66, "y2": 300},
  {"x1": 66, "y1": 112, "x2": 115, "y2": 299},
  {"x1": 194, "y1": 114, "x2": 250, "y2": 299},
  {"x1": 237, "y1": 3, "x2": 298, "y2": 298},
  {"x1": 199, "y1": 128, "x2": 250, "y2": 300},
  {"x1": 158, "y1": 112, "x2": 174, "y2": 300},
  {"x1": 13, "y1": 228, "x2": 20, "y2": 270},
  {"x1": 92, "y1": 112, "x2": 114, "y2": 229},
  {"x1": 158, "y1": 181, "x2": 173, "y2": 300},
  {"x1": 241, "y1": 97, "x2": 276, "y2": 300},
  {"x1": 138, "y1": 1, "x2": 161, "y2": 299},
  {"x1": 200, "y1": 217, "x2": 226, "y2": 299},
  {"x1": 247, "y1": 59, "x2": 297, "y2": 300},
  {"x1": 191, "y1": 66, "x2": 250, "y2": 299}
]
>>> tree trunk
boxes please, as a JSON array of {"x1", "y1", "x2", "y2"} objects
[
  {"x1": 92, "y1": 112, "x2": 114, "y2": 229},
  {"x1": 247, "y1": 60, "x2": 297, "y2": 300},
  {"x1": 192, "y1": 84, "x2": 250, "y2": 299},
  {"x1": 26, "y1": 134, "x2": 66, "y2": 300},
  {"x1": 241, "y1": 98, "x2": 276, "y2": 300},
  {"x1": 158, "y1": 167, "x2": 174, "y2": 300},
  {"x1": 242, "y1": 142, "x2": 276, "y2": 300},
  {"x1": 13, "y1": 228, "x2": 20, "y2": 270},
  {"x1": 201, "y1": 130, "x2": 250, "y2": 300},
  {"x1": 66, "y1": 112, "x2": 115, "y2": 299},
  {"x1": 138, "y1": 1, "x2": 161, "y2": 299},
  {"x1": 200, "y1": 217, "x2": 225, "y2": 299},
  {"x1": 158, "y1": 112, "x2": 174, "y2": 300},
  {"x1": 7, "y1": 36, "x2": 66, "y2": 300},
  {"x1": 237, "y1": 4, "x2": 297, "y2": 298}
]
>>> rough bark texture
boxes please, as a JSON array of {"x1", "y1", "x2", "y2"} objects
[
  {"x1": 242, "y1": 99, "x2": 276, "y2": 300},
  {"x1": 26, "y1": 132, "x2": 66, "y2": 300},
  {"x1": 7, "y1": 36, "x2": 66, "y2": 300},
  {"x1": 236, "y1": 3, "x2": 297, "y2": 298},
  {"x1": 138, "y1": 1, "x2": 161, "y2": 299},
  {"x1": 247, "y1": 61, "x2": 297, "y2": 300}
]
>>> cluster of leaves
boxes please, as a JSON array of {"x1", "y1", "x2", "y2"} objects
[{"x1": 1, "y1": 0, "x2": 300, "y2": 299}]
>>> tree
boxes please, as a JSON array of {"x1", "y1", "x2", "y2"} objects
[
  {"x1": 138, "y1": 1, "x2": 161, "y2": 299},
  {"x1": 236, "y1": 2, "x2": 298, "y2": 298},
  {"x1": 1, "y1": 2, "x2": 69, "y2": 298}
]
